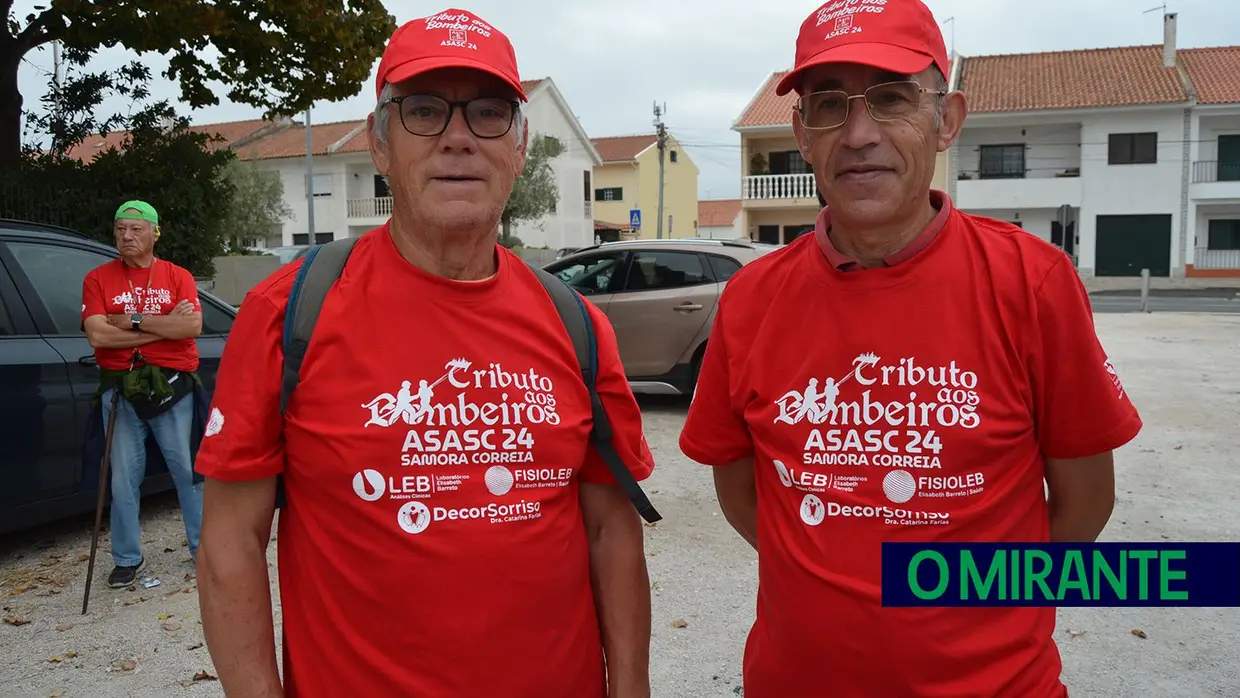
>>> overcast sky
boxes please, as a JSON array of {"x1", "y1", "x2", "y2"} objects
[{"x1": 14, "y1": 0, "x2": 1240, "y2": 201}]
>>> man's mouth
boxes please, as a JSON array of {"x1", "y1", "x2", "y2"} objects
[
  {"x1": 837, "y1": 164, "x2": 893, "y2": 177},
  {"x1": 433, "y1": 175, "x2": 483, "y2": 182}
]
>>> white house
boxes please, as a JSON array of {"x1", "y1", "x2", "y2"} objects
[
  {"x1": 951, "y1": 14, "x2": 1240, "y2": 278},
  {"x1": 220, "y1": 77, "x2": 601, "y2": 250},
  {"x1": 697, "y1": 199, "x2": 742, "y2": 239}
]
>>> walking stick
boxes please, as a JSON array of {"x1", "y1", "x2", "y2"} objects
[{"x1": 82, "y1": 387, "x2": 123, "y2": 615}]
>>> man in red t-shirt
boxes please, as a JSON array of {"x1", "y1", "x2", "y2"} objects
[
  {"x1": 679, "y1": 2, "x2": 1142, "y2": 697},
  {"x1": 81, "y1": 200, "x2": 205, "y2": 588},
  {"x1": 193, "y1": 8, "x2": 655, "y2": 698}
]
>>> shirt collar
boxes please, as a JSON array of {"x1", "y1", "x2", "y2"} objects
[{"x1": 815, "y1": 189, "x2": 953, "y2": 271}]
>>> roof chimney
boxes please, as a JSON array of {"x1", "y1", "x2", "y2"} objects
[{"x1": 1163, "y1": 12, "x2": 1177, "y2": 68}]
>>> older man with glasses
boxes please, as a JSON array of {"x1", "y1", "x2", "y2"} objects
[
  {"x1": 193, "y1": 8, "x2": 655, "y2": 697},
  {"x1": 680, "y1": 1, "x2": 1142, "y2": 697}
]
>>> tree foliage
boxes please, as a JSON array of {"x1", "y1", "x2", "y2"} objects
[
  {"x1": 220, "y1": 159, "x2": 293, "y2": 253},
  {"x1": 501, "y1": 134, "x2": 566, "y2": 246},
  {"x1": 2, "y1": 56, "x2": 235, "y2": 277},
  {"x1": 1, "y1": 0, "x2": 396, "y2": 167}
]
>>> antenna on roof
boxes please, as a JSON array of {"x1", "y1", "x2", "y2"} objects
[
  {"x1": 941, "y1": 17, "x2": 955, "y2": 56},
  {"x1": 1143, "y1": 4, "x2": 1167, "y2": 14}
]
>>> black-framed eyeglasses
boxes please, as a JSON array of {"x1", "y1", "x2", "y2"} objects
[
  {"x1": 796, "y1": 80, "x2": 946, "y2": 130},
  {"x1": 387, "y1": 94, "x2": 518, "y2": 139}
]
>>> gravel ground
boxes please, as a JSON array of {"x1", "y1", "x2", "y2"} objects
[{"x1": 1, "y1": 312, "x2": 1238, "y2": 697}]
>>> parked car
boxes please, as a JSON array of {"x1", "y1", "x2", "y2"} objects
[
  {"x1": 0, "y1": 219, "x2": 237, "y2": 535},
  {"x1": 543, "y1": 238, "x2": 777, "y2": 396},
  {"x1": 263, "y1": 245, "x2": 311, "y2": 265}
]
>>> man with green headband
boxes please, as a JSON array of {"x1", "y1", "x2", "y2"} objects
[{"x1": 81, "y1": 200, "x2": 205, "y2": 588}]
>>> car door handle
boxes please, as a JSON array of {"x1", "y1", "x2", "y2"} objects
[
  {"x1": 674, "y1": 303, "x2": 703, "y2": 312},
  {"x1": 78, "y1": 355, "x2": 97, "y2": 367}
]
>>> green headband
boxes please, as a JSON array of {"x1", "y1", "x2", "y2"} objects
[{"x1": 115, "y1": 200, "x2": 159, "y2": 225}]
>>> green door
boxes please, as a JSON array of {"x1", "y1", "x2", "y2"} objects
[
  {"x1": 1219, "y1": 135, "x2": 1240, "y2": 182},
  {"x1": 1095, "y1": 214, "x2": 1172, "y2": 277}
]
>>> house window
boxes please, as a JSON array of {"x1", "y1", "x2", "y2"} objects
[
  {"x1": 1207, "y1": 219, "x2": 1240, "y2": 250},
  {"x1": 1108, "y1": 132, "x2": 1157, "y2": 165},
  {"x1": 583, "y1": 171, "x2": 591, "y2": 201},
  {"x1": 594, "y1": 187, "x2": 623, "y2": 201},
  {"x1": 670, "y1": 150, "x2": 679, "y2": 163},
  {"x1": 315, "y1": 232, "x2": 334, "y2": 244},
  {"x1": 374, "y1": 175, "x2": 391, "y2": 198},
  {"x1": 978, "y1": 144, "x2": 1025, "y2": 179},
  {"x1": 309, "y1": 173, "x2": 333, "y2": 197},
  {"x1": 769, "y1": 150, "x2": 812, "y2": 175},
  {"x1": 293, "y1": 233, "x2": 310, "y2": 245}
]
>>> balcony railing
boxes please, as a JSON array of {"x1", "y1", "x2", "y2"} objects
[
  {"x1": 347, "y1": 196, "x2": 393, "y2": 218},
  {"x1": 742, "y1": 173, "x2": 818, "y2": 201},
  {"x1": 1192, "y1": 160, "x2": 1240, "y2": 184},
  {"x1": 1194, "y1": 248, "x2": 1240, "y2": 270}
]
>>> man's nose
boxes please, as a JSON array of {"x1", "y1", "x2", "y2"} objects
[
  {"x1": 438, "y1": 107, "x2": 477, "y2": 150},
  {"x1": 838, "y1": 95, "x2": 883, "y2": 151}
]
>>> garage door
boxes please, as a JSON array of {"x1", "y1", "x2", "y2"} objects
[{"x1": 1095, "y1": 214, "x2": 1172, "y2": 277}]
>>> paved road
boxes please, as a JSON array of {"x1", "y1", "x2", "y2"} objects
[{"x1": 1090, "y1": 294, "x2": 1240, "y2": 314}]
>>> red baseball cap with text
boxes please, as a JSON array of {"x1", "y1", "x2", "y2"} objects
[
  {"x1": 375, "y1": 8, "x2": 527, "y2": 102},
  {"x1": 775, "y1": 0, "x2": 949, "y2": 96}
]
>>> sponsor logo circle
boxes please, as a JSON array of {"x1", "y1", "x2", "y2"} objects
[
  {"x1": 397, "y1": 501, "x2": 432, "y2": 534},
  {"x1": 352, "y1": 469, "x2": 386, "y2": 502},
  {"x1": 882, "y1": 469, "x2": 917, "y2": 504},
  {"x1": 484, "y1": 465, "x2": 514, "y2": 496},
  {"x1": 800, "y1": 494, "x2": 825, "y2": 526},
  {"x1": 773, "y1": 459, "x2": 793, "y2": 488}
]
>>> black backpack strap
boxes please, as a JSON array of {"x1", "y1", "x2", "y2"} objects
[
  {"x1": 530, "y1": 266, "x2": 662, "y2": 524},
  {"x1": 276, "y1": 237, "x2": 359, "y2": 508}
]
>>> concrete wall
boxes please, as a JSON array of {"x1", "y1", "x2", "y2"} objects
[{"x1": 210, "y1": 254, "x2": 282, "y2": 306}]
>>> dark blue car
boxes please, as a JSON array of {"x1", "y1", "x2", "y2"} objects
[{"x1": 0, "y1": 219, "x2": 237, "y2": 535}]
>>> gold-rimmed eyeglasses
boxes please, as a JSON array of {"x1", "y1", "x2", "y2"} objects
[
  {"x1": 388, "y1": 94, "x2": 519, "y2": 139},
  {"x1": 796, "y1": 80, "x2": 946, "y2": 130}
]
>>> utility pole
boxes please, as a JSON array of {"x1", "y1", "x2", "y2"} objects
[
  {"x1": 653, "y1": 101, "x2": 668, "y2": 240},
  {"x1": 52, "y1": 41, "x2": 62, "y2": 90},
  {"x1": 304, "y1": 106, "x2": 316, "y2": 243}
]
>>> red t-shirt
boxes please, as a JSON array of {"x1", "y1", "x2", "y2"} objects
[
  {"x1": 193, "y1": 225, "x2": 655, "y2": 698},
  {"x1": 679, "y1": 203, "x2": 1142, "y2": 698},
  {"x1": 81, "y1": 258, "x2": 201, "y2": 371}
]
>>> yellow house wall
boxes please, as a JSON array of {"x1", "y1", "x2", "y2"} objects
[
  {"x1": 633, "y1": 134, "x2": 699, "y2": 239},
  {"x1": 591, "y1": 162, "x2": 640, "y2": 228}
]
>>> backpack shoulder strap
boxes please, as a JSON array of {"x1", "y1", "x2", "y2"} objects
[
  {"x1": 530, "y1": 266, "x2": 662, "y2": 524},
  {"x1": 275, "y1": 237, "x2": 359, "y2": 508}
]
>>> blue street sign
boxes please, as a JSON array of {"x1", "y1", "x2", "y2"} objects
[{"x1": 630, "y1": 209, "x2": 642, "y2": 229}]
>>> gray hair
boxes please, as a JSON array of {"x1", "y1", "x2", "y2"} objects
[
  {"x1": 928, "y1": 66, "x2": 948, "y2": 131},
  {"x1": 371, "y1": 82, "x2": 526, "y2": 146}
]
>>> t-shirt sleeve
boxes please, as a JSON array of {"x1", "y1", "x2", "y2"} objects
[
  {"x1": 81, "y1": 269, "x2": 107, "y2": 321},
  {"x1": 578, "y1": 299, "x2": 656, "y2": 485},
  {"x1": 193, "y1": 290, "x2": 287, "y2": 481},
  {"x1": 678, "y1": 300, "x2": 754, "y2": 466},
  {"x1": 1031, "y1": 253, "x2": 1143, "y2": 459},
  {"x1": 177, "y1": 267, "x2": 202, "y2": 312}
]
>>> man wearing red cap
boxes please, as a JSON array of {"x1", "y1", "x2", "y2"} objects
[
  {"x1": 194, "y1": 8, "x2": 654, "y2": 698},
  {"x1": 680, "y1": 1, "x2": 1141, "y2": 697}
]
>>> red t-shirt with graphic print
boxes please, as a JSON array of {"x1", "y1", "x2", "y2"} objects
[
  {"x1": 679, "y1": 200, "x2": 1142, "y2": 698},
  {"x1": 193, "y1": 225, "x2": 655, "y2": 698},
  {"x1": 81, "y1": 258, "x2": 201, "y2": 371}
]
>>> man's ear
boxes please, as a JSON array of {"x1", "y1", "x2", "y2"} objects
[
  {"x1": 514, "y1": 117, "x2": 529, "y2": 175},
  {"x1": 936, "y1": 91, "x2": 968, "y2": 153},
  {"x1": 367, "y1": 113, "x2": 390, "y2": 176}
]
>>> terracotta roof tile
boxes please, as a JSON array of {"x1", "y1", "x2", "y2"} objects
[
  {"x1": 1180, "y1": 46, "x2": 1240, "y2": 104},
  {"x1": 520, "y1": 78, "x2": 545, "y2": 94},
  {"x1": 735, "y1": 62, "x2": 953, "y2": 128},
  {"x1": 590, "y1": 134, "x2": 658, "y2": 162},
  {"x1": 959, "y1": 45, "x2": 1189, "y2": 113},
  {"x1": 232, "y1": 120, "x2": 367, "y2": 160},
  {"x1": 63, "y1": 118, "x2": 277, "y2": 162},
  {"x1": 698, "y1": 199, "x2": 741, "y2": 227}
]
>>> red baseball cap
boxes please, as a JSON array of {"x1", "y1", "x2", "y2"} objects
[
  {"x1": 375, "y1": 8, "x2": 527, "y2": 102},
  {"x1": 775, "y1": 0, "x2": 949, "y2": 96}
]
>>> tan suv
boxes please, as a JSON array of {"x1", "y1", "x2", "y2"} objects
[{"x1": 543, "y1": 238, "x2": 777, "y2": 396}]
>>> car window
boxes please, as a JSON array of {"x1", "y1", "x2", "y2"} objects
[
  {"x1": 5, "y1": 241, "x2": 114, "y2": 335},
  {"x1": 624, "y1": 251, "x2": 710, "y2": 291},
  {"x1": 549, "y1": 252, "x2": 625, "y2": 296},
  {"x1": 0, "y1": 294, "x2": 13, "y2": 336},
  {"x1": 199, "y1": 295, "x2": 234, "y2": 335},
  {"x1": 707, "y1": 255, "x2": 744, "y2": 283}
]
